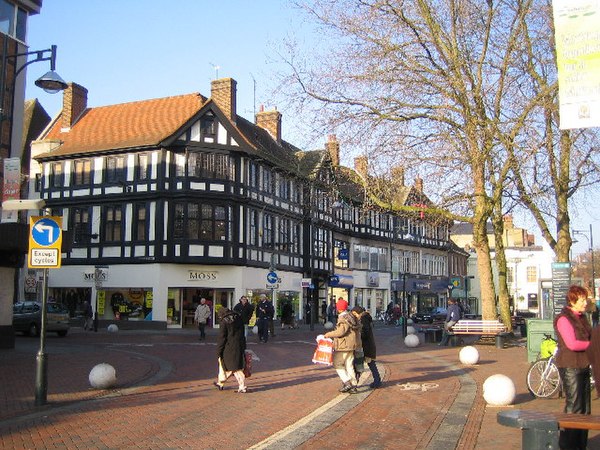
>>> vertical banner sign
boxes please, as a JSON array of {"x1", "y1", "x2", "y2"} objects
[
  {"x1": 1, "y1": 157, "x2": 21, "y2": 223},
  {"x1": 552, "y1": 0, "x2": 600, "y2": 129},
  {"x1": 551, "y1": 262, "x2": 571, "y2": 316}
]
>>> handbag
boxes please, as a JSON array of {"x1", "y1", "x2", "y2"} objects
[
  {"x1": 243, "y1": 351, "x2": 253, "y2": 377},
  {"x1": 353, "y1": 349, "x2": 365, "y2": 373},
  {"x1": 312, "y1": 338, "x2": 334, "y2": 365}
]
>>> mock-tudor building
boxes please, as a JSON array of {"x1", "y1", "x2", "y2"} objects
[{"x1": 26, "y1": 77, "x2": 465, "y2": 329}]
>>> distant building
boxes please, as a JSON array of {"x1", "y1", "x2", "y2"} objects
[{"x1": 451, "y1": 215, "x2": 554, "y2": 316}]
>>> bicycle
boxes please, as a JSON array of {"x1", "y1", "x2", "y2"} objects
[{"x1": 526, "y1": 334, "x2": 561, "y2": 398}]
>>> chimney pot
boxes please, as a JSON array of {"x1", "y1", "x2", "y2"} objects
[
  {"x1": 415, "y1": 176, "x2": 423, "y2": 193},
  {"x1": 211, "y1": 78, "x2": 237, "y2": 123},
  {"x1": 61, "y1": 82, "x2": 88, "y2": 130},
  {"x1": 326, "y1": 135, "x2": 340, "y2": 166},
  {"x1": 256, "y1": 108, "x2": 282, "y2": 143},
  {"x1": 354, "y1": 156, "x2": 368, "y2": 179}
]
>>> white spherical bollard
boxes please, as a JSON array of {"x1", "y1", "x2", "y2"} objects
[
  {"x1": 252, "y1": 326, "x2": 258, "y2": 334},
  {"x1": 89, "y1": 363, "x2": 117, "y2": 389},
  {"x1": 107, "y1": 324, "x2": 119, "y2": 333},
  {"x1": 459, "y1": 346, "x2": 480, "y2": 365},
  {"x1": 324, "y1": 321, "x2": 334, "y2": 330},
  {"x1": 406, "y1": 326, "x2": 417, "y2": 335},
  {"x1": 483, "y1": 374, "x2": 516, "y2": 406},
  {"x1": 404, "y1": 334, "x2": 420, "y2": 348}
]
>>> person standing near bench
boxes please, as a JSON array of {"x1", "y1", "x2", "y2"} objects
[
  {"x1": 439, "y1": 298, "x2": 461, "y2": 346},
  {"x1": 554, "y1": 285, "x2": 592, "y2": 450}
]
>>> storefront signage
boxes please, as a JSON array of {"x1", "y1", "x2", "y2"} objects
[
  {"x1": 367, "y1": 272, "x2": 379, "y2": 287},
  {"x1": 415, "y1": 282, "x2": 432, "y2": 290},
  {"x1": 188, "y1": 271, "x2": 218, "y2": 281},
  {"x1": 337, "y1": 248, "x2": 349, "y2": 260}
]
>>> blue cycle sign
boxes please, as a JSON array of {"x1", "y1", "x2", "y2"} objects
[
  {"x1": 267, "y1": 271, "x2": 278, "y2": 284},
  {"x1": 28, "y1": 216, "x2": 63, "y2": 269},
  {"x1": 31, "y1": 217, "x2": 61, "y2": 246}
]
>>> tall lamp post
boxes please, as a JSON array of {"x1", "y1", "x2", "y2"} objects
[
  {"x1": 2, "y1": 199, "x2": 50, "y2": 406},
  {"x1": 573, "y1": 226, "x2": 596, "y2": 300},
  {"x1": 1, "y1": 44, "x2": 66, "y2": 407}
]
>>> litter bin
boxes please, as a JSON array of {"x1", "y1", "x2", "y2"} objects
[
  {"x1": 526, "y1": 319, "x2": 555, "y2": 362},
  {"x1": 520, "y1": 323, "x2": 527, "y2": 337}
]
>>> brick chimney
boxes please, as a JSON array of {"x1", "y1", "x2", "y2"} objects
[
  {"x1": 61, "y1": 82, "x2": 88, "y2": 130},
  {"x1": 255, "y1": 105, "x2": 282, "y2": 143},
  {"x1": 354, "y1": 156, "x2": 368, "y2": 179},
  {"x1": 326, "y1": 135, "x2": 340, "y2": 166},
  {"x1": 211, "y1": 78, "x2": 237, "y2": 123},
  {"x1": 391, "y1": 166, "x2": 405, "y2": 186},
  {"x1": 415, "y1": 176, "x2": 423, "y2": 193}
]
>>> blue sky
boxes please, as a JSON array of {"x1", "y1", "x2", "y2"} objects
[
  {"x1": 23, "y1": 1, "x2": 598, "y2": 256},
  {"x1": 25, "y1": 1, "x2": 305, "y2": 138}
]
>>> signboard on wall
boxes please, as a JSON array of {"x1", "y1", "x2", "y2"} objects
[{"x1": 552, "y1": 262, "x2": 571, "y2": 315}]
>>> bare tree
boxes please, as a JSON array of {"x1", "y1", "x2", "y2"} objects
[
  {"x1": 277, "y1": 0, "x2": 544, "y2": 321},
  {"x1": 276, "y1": 0, "x2": 600, "y2": 323}
]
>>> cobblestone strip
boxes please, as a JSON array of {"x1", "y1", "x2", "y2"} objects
[
  {"x1": 250, "y1": 364, "x2": 381, "y2": 450},
  {"x1": 410, "y1": 351, "x2": 476, "y2": 450}
]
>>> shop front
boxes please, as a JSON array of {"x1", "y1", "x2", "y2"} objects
[
  {"x1": 392, "y1": 277, "x2": 450, "y2": 317},
  {"x1": 46, "y1": 264, "x2": 304, "y2": 329},
  {"x1": 351, "y1": 271, "x2": 390, "y2": 318}
]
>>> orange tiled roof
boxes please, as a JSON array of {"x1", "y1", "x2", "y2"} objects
[{"x1": 44, "y1": 93, "x2": 207, "y2": 156}]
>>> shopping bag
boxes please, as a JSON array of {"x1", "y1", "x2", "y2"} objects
[
  {"x1": 248, "y1": 310, "x2": 257, "y2": 327},
  {"x1": 312, "y1": 338, "x2": 334, "y2": 365},
  {"x1": 243, "y1": 351, "x2": 253, "y2": 378},
  {"x1": 353, "y1": 349, "x2": 365, "y2": 373}
]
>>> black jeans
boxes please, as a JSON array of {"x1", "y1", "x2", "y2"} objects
[
  {"x1": 558, "y1": 367, "x2": 591, "y2": 450},
  {"x1": 257, "y1": 318, "x2": 269, "y2": 342}
]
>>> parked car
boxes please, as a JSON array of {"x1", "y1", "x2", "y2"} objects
[
  {"x1": 411, "y1": 307, "x2": 447, "y2": 324},
  {"x1": 13, "y1": 301, "x2": 70, "y2": 337}
]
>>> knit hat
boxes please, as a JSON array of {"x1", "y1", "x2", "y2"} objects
[{"x1": 336, "y1": 298, "x2": 348, "y2": 312}]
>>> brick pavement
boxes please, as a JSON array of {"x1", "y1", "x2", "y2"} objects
[{"x1": 0, "y1": 323, "x2": 599, "y2": 449}]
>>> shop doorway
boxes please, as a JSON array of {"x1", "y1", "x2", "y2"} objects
[{"x1": 171, "y1": 288, "x2": 234, "y2": 328}]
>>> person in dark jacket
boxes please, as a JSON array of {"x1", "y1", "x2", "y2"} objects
[
  {"x1": 233, "y1": 295, "x2": 254, "y2": 337},
  {"x1": 214, "y1": 302, "x2": 248, "y2": 393},
  {"x1": 554, "y1": 285, "x2": 592, "y2": 449},
  {"x1": 352, "y1": 306, "x2": 382, "y2": 388},
  {"x1": 256, "y1": 294, "x2": 274, "y2": 343}
]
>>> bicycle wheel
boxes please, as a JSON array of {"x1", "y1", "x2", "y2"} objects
[{"x1": 526, "y1": 359, "x2": 561, "y2": 398}]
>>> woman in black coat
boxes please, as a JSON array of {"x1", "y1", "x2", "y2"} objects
[
  {"x1": 214, "y1": 305, "x2": 248, "y2": 393},
  {"x1": 352, "y1": 306, "x2": 382, "y2": 388}
]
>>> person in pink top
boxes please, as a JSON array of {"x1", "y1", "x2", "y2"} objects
[{"x1": 554, "y1": 285, "x2": 592, "y2": 450}]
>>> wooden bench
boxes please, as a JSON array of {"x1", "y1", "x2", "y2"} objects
[
  {"x1": 498, "y1": 409, "x2": 600, "y2": 449},
  {"x1": 448, "y1": 320, "x2": 508, "y2": 348}
]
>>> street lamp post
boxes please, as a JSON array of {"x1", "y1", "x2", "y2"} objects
[
  {"x1": 573, "y1": 225, "x2": 596, "y2": 300},
  {"x1": 1, "y1": 44, "x2": 66, "y2": 406},
  {"x1": 2, "y1": 199, "x2": 50, "y2": 405}
]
